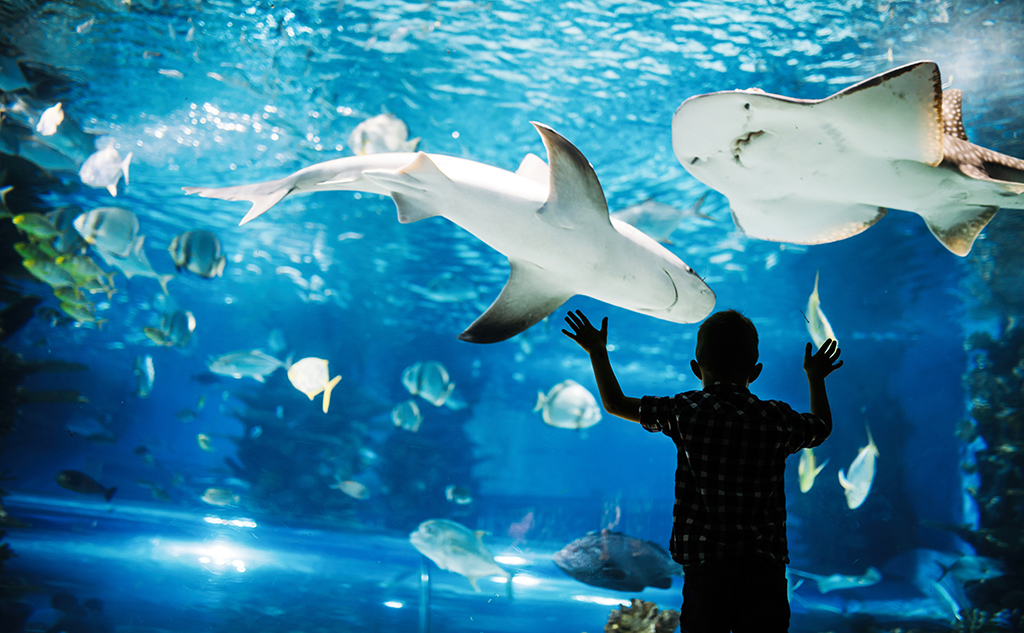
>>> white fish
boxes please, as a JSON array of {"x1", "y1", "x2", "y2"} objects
[
  {"x1": 402, "y1": 360, "x2": 455, "y2": 407},
  {"x1": 672, "y1": 60, "x2": 1024, "y2": 257},
  {"x1": 409, "y1": 519, "x2": 510, "y2": 591},
  {"x1": 133, "y1": 354, "x2": 154, "y2": 398},
  {"x1": 93, "y1": 236, "x2": 173, "y2": 294},
  {"x1": 789, "y1": 566, "x2": 882, "y2": 593},
  {"x1": 161, "y1": 310, "x2": 196, "y2": 347},
  {"x1": 534, "y1": 379, "x2": 601, "y2": 430},
  {"x1": 347, "y1": 113, "x2": 420, "y2": 155},
  {"x1": 797, "y1": 447, "x2": 829, "y2": 493},
  {"x1": 201, "y1": 487, "x2": 239, "y2": 506},
  {"x1": 806, "y1": 271, "x2": 836, "y2": 349},
  {"x1": 208, "y1": 349, "x2": 287, "y2": 382},
  {"x1": 35, "y1": 102, "x2": 64, "y2": 136},
  {"x1": 838, "y1": 425, "x2": 879, "y2": 509},
  {"x1": 287, "y1": 357, "x2": 341, "y2": 413},
  {"x1": 183, "y1": 122, "x2": 715, "y2": 343},
  {"x1": 391, "y1": 399, "x2": 423, "y2": 432},
  {"x1": 609, "y1": 191, "x2": 711, "y2": 243},
  {"x1": 79, "y1": 143, "x2": 132, "y2": 196},
  {"x1": 330, "y1": 475, "x2": 369, "y2": 499},
  {"x1": 168, "y1": 229, "x2": 227, "y2": 278},
  {"x1": 73, "y1": 207, "x2": 140, "y2": 258}
]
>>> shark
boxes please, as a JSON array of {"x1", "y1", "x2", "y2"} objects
[
  {"x1": 672, "y1": 60, "x2": 1024, "y2": 256},
  {"x1": 184, "y1": 122, "x2": 715, "y2": 343}
]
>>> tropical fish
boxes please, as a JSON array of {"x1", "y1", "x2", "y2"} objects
[
  {"x1": 79, "y1": 143, "x2": 132, "y2": 196},
  {"x1": 798, "y1": 447, "x2": 829, "y2": 493},
  {"x1": 22, "y1": 258, "x2": 76, "y2": 287},
  {"x1": 13, "y1": 240, "x2": 57, "y2": 262},
  {"x1": 201, "y1": 487, "x2": 239, "y2": 506},
  {"x1": 535, "y1": 379, "x2": 601, "y2": 430},
  {"x1": 671, "y1": 60, "x2": 1024, "y2": 257},
  {"x1": 133, "y1": 354, "x2": 154, "y2": 398},
  {"x1": 609, "y1": 191, "x2": 711, "y2": 243},
  {"x1": 806, "y1": 271, "x2": 836, "y2": 349},
  {"x1": 168, "y1": 229, "x2": 226, "y2": 278},
  {"x1": 402, "y1": 360, "x2": 455, "y2": 407},
  {"x1": 73, "y1": 207, "x2": 140, "y2": 258},
  {"x1": 55, "y1": 469, "x2": 116, "y2": 501},
  {"x1": 838, "y1": 425, "x2": 879, "y2": 509},
  {"x1": 35, "y1": 102, "x2": 64, "y2": 136},
  {"x1": 391, "y1": 399, "x2": 423, "y2": 432},
  {"x1": 553, "y1": 529, "x2": 681, "y2": 592},
  {"x1": 59, "y1": 301, "x2": 106, "y2": 328},
  {"x1": 330, "y1": 476, "x2": 369, "y2": 499},
  {"x1": 347, "y1": 113, "x2": 420, "y2": 155},
  {"x1": 788, "y1": 566, "x2": 882, "y2": 593},
  {"x1": 207, "y1": 349, "x2": 286, "y2": 382},
  {"x1": 409, "y1": 519, "x2": 510, "y2": 592},
  {"x1": 55, "y1": 254, "x2": 115, "y2": 287},
  {"x1": 183, "y1": 122, "x2": 715, "y2": 343},
  {"x1": 93, "y1": 236, "x2": 173, "y2": 294},
  {"x1": 145, "y1": 310, "x2": 196, "y2": 347},
  {"x1": 445, "y1": 484, "x2": 473, "y2": 505},
  {"x1": 287, "y1": 357, "x2": 341, "y2": 413},
  {"x1": 12, "y1": 213, "x2": 59, "y2": 240}
]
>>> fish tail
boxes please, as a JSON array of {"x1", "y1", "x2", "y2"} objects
[
  {"x1": 121, "y1": 152, "x2": 133, "y2": 186},
  {"x1": 506, "y1": 571, "x2": 514, "y2": 603},
  {"x1": 182, "y1": 176, "x2": 295, "y2": 226},
  {"x1": 533, "y1": 391, "x2": 546, "y2": 412},
  {"x1": 157, "y1": 274, "x2": 173, "y2": 295},
  {"x1": 105, "y1": 486, "x2": 117, "y2": 502},
  {"x1": 322, "y1": 375, "x2": 342, "y2": 414}
]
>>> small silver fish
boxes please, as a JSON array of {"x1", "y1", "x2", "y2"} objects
[
  {"x1": 73, "y1": 207, "x2": 140, "y2": 258},
  {"x1": 535, "y1": 380, "x2": 601, "y2": 430},
  {"x1": 133, "y1": 354, "x2": 154, "y2": 398},
  {"x1": 168, "y1": 230, "x2": 226, "y2": 278},
  {"x1": 79, "y1": 143, "x2": 132, "y2": 196},
  {"x1": 208, "y1": 349, "x2": 286, "y2": 382},
  {"x1": 35, "y1": 102, "x2": 64, "y2": 136},
  {"x1": 401, "y1": 361, "x2": 455, "y2": 407},
  {"x1": 56, "y1": 469, "x2": 116, "y2": 501},
  {"x1": 391, "y1": 399, "x2": 423, "y2": 432}
]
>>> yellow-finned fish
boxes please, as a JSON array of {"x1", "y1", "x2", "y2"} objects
[
  {"x1": 798, "y1": 447, "x2": 829, "y2": 493},
  {"x1": 838, "y1": 425, "x2": 879, "y2": 509},
  {"x1": 287, "y1": 357, "x2": 341, "y2": 414},
  {"x1": 806, "y1": 271, "x2": 837, "y2": 349}
]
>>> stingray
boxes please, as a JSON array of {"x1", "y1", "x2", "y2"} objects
[
  {"x1": 672, "y1": 60, "x2": 1024, "y2": 256},
  {"x1": 184, "y1": 123, "x2": 715, "y2": 343}
]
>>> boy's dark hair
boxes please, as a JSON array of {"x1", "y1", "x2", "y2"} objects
[{"x1": 695, "y1": 309, "x2": 759, "y2": 377}]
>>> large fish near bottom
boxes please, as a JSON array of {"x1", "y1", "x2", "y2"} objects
[
  {"x1": 672, "y1": 60, "x2": 1024, "y2": 256},
  {"x1": 553, "y1": 529, "x2": 681, "y2": 592},
  {"x1": 183, "y1": 122, "x2": 715, "y2": 343}
]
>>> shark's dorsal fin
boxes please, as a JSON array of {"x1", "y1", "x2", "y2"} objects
[
  {"x1": 458, "y1": 259, "x2": 572, "y2": 344},
  {"x1": 941, "y1": 89, "x2": 968, "y2": 141},
  {"x1": 531, "y1": 122, "x2": 611, "y2": 230},
  {"x1": 515, "y1": 153, "x2": 549, "y2": 186},
  {"x1": 820, "y1": 60, "x2": 944, "y2": 167}
]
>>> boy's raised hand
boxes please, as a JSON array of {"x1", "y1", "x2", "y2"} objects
[
  {"x1": 804, "y1": 338, "x2": 843, "y2": 381},
  {"x1": 562, "y1": 310, "x2": 608, "y2": 355}
]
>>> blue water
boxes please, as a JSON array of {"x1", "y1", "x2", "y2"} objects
[{"x1": 1, "y1": 0, "x2": 1022, "y2": 631}]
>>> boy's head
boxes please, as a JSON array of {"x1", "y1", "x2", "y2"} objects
[{"x1": 692, "y1": 309, "x2": 761, "y2": 384}]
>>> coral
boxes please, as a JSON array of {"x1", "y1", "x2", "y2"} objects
[{"x1": 605, "y1": 599, "x2": 680, "y2": 633}]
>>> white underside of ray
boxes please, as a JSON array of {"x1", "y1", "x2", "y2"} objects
[
  {"x1": 184, "y1": 123, "x2": 715, "y2": 343},
  {"x1": 673, "y1": 60, "x2": 1024, "y2": 256}
]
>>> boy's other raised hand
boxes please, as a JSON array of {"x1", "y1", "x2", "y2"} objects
[
  {"x1": 804, "y1": 338, "x2": 843, "y2": 381},
  {"x1": 562, "y1": 310, "x2": 608, "y2": 355}
]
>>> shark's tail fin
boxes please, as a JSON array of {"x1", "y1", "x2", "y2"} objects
[{"x1": 183, "y1": 176, "x2": 294, "y2": 225}]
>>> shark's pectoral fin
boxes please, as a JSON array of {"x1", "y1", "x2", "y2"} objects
[
  {"x1": 458, "y1": 260, "x2": 572, "y2": 344},
  {"x1": 363, "y1": 152, "x2": 448, "y2": 223},
  {"x1": 515, "y1": 153, "x2": 549, "y2": 186},
  {"x1": 923, "y1": 205, "x2": 997, "y2": 256},
  {"x1": 530, "y1": 122, "x2": 612, "y2": 230},
  {"x1": 729, "y1": 197, "x2": 887, "y2": 245}
]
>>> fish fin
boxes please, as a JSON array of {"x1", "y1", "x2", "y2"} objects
[
  {"x1": 651, "y1": 576, "x2": 674, "y2": 590},
  {"x1": 729, "y1": 197, "x2": 888, "y2": 246},
  {"x1": 362, "y1": 153, "x2": 446, "y2": 224},
  {"x1": 941, "y1": 89, "x2": 968, "y2": 141},
  {"x1": 458, "y1": 259, "x2": 572, "y2": 344},
  {"x1": 533, "y1": 391, "x2": 546, "y2": 412},
  {"x1": 253, "y1": 375, "x2": 265, "y2": 383},
  {"x1": 322, "y1": 375, "x2": 341, "y2": 414},
  {"x1": 158, "y1": 274, "x2": 173, "y2": 295},
  {"x1": 104, "y1": 486, "x2": 117, "y2": 502},
  {"x1": 106, "y1": 184, "x2": 118, "y2": 197},
  {"x1": 812, "y1": 270, "x2": 820, "y2": 298},
  {"x1": 183, "y1": 176, "x2": 295, "y2": 226},
  {"x1": 865, "y1": 424, "x2": 879, "y2": 456},
  {"x1": 837, "y1": 468, "x2": 852, "y2": 490},
  {"x1": 531, "y1": 122, "x2": 611, "y2": 230},
  {"x1": 922, "y1": 204, "x2": 997, "y2": 257},
  {"x1": 468, "y1": 576, "x2": 482, "y2": 592},
  {"x1": 121, "y1": 151, "x2": 132, "y2": 186},
  {"x1": 213, "y1": 255, "x2": 226, "y2": 277},
  {"x1": 814, "y1": 457, "x2": 830, "y2": 477},
  {"x1": 515, "y1": 152, "x2": 549, "y2": 186},
  {"x1": 404, "y1": 137, "x2": 421, "y2": 152}
]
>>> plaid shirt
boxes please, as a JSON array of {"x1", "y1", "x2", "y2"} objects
[{"x1": 640, "y1": 382, "x2": 827, "y2": 567}]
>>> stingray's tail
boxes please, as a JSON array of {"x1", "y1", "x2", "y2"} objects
[{"x1": 183, "y1": 176, "x2": 294, "y2": 225}]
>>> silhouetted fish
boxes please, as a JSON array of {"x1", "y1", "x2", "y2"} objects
[
  {"x1": 553, "y1": 529, "x2": 681, "y2": 592},
  {"x1": 55, "y1": 469, "x2": 116, "y2": 501}
]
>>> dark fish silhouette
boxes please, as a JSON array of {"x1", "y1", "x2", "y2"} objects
[
  {"x1": 56, "y1": 469, "x2": 116, "y2": 501},
  {"x1": 553, "y1": 529, "x2": 681, "y2": 592}
]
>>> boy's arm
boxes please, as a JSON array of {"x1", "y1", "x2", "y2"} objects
[
  {"x1": 562, "y1": 310, "x2": 642, "y2": 423},
  {"x1": 803, "y1": 338, "x2": 843, "y2": 447}
]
